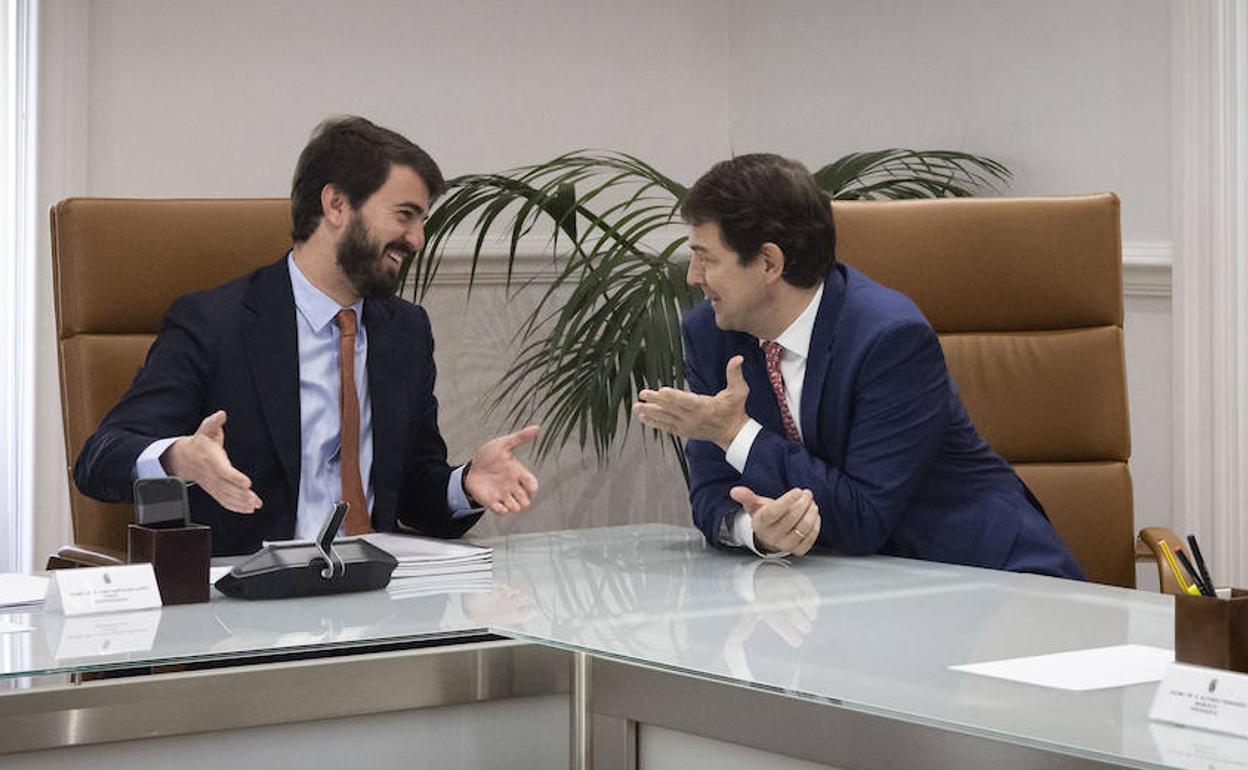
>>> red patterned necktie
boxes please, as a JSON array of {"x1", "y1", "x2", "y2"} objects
[
  {"x1": 762, "y1": 340, "x2": 801, "y2": 443},
  {"x1": 334, "y1": 309, "x2": 374, "y2": 535}
]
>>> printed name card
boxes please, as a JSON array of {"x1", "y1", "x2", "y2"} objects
[
  {"x1": 45, "y1": 564, "x2": 162, "y2": 616},
  {"x1": 1150, "y1": 662, "x2": 1248, "y2": 739}
]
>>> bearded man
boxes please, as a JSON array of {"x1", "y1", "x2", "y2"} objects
[{"x1": 75, "y1": 116, "x2": 539, "y2": 555}]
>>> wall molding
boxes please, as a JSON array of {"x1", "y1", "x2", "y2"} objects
[
  {"x1": 419, "y1": 236, "x2": 1174, "y2": 299},
  {"x1": 415, "y1": 243, "x2": 562, "y2": 289},
  {"x1": 1123, "y1": 241, "x2": 1173, "y2": 298}
]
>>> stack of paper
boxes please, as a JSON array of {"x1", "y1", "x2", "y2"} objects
[
  {"x1": 383, "y1": 573, "x2": 494, "y2": 600},
  {"x1": 359, "y1": 533, "x2": 493, "y2": 598},
  {"x1": 0, "y1": 573, "x2": 48, "y2": 610}
]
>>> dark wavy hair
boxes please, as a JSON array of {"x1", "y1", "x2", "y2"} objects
[
  {"x1": 680, "y1": 153, "x2": 835, "y2": 288},
  {"x1": 290, "y1": 115, "x2": 445, "y2": 243}
]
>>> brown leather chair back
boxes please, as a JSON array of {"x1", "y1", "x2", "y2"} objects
[
  {"x1": 833, "y1": 193, "x2": 1132, "y2": 587},
  {"x1": 52, "y1": 198, "x2": 292, "y2": 555}
]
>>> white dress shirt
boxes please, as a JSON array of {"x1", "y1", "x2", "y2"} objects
[{"x1": 720, "y1": 283, "x2": 824, "y2": 555}]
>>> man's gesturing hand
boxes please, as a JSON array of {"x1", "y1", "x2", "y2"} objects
[
  {"x1": 464, "y1": 425, "x2": 541, "y2": 515},
  {"x1": 730, "y1": 486, "x2": 820, "y2": 556},
  {"x1": 162, "y1": 410, "x2": 263, "y2": 513},
  {"x1": 633, "y1": 355, "x2": 750, "y2": 450}
]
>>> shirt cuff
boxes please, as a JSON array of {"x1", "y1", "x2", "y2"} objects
[
  {"x1": 447, "y1": 465, "x2": 484, "y2": 519},
  {"x1": 724, "y1": 507, "x2": 789, "y2": 559},
  {"x1": 134, "y1": 436, "x2": 183, "y2": 480},
  {"x1": 725, "y1": 419, "x2": 763, "y2": 473}
]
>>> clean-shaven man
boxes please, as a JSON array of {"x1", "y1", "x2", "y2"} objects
[{"x1": 635, "y1": 153, "x2": 1082, "y2": 578}]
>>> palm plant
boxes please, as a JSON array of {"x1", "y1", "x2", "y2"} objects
[{"x1": 401, "y1": 149, "x2": 1010, "y2": 476}]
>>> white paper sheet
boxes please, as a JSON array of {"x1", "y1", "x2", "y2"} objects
[
  {"x1": 360, "y1": 533, "x2": 493, "y2": 585},
  {"x1": 360, "y1": 532, "x2": 491, "y2": 562},
  {"x1": 950, "y1": 644, "x2": 1174, "y2": 691},
  {"x1": 0, "y1": 574, "x2": 48, "y2": 609}
]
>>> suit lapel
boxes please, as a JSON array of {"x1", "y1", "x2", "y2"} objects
[
  {"x1": 242, "y1": 259, "x2": 301, "y2": 499},
  {"x1": 800, "y1": 266, "x2": 848, "y2": 445},
  {"x1": 363, "y1": 299, "x2": 403, "y2": 525},
  {"x1": 741, "y1": 336, "x2": 783, "y2": 432}
]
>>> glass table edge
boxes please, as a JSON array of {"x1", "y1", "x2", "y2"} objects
[{"x1": 492, "y1": 628, "x2": 1174, "y2": 770}]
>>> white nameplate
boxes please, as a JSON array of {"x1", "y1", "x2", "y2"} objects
[
  {"x1": 1150, "y1": 662, "x2": 1248, "y2": 739},
  {"x1": 45, "y1": 564, "x2": 162, "y2": 616}
]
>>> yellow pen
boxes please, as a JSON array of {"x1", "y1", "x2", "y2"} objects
[{"x1": 1159, "y1": 540, "x2": 1200, "y2": 595}]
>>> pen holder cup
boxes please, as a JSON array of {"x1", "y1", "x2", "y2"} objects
[
  {"x1": 1174, "y1": 588, "x2": 1248, "y2": 673},
  {"x1": 127, "y1": 523, "x2": 212, "y2": 605}
]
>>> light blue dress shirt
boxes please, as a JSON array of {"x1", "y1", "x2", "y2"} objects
[{"x1": 136, "y1": 254, "x2": 473, "y2": 540}]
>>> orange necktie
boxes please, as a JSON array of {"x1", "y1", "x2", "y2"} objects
[{"x1": 335, "y1": 309, "x2": 373, "y2": 535}]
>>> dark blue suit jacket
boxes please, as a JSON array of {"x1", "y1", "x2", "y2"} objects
[
  {"x1": 75, "y1": 256, "x2": 479, "y2": 555},
  {"x1": 683, "y1": 264, "x2": 1083, "y2": 579}
]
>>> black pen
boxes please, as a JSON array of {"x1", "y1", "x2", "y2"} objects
[
  {"x1": 1187, "y1": 535, "x2": 1216, "y2": 597},
  {"x1": 1176, "y1": 550, "x2": 1211, "y2": 597}
]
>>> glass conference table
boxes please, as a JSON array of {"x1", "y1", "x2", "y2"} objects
[{"x1": 0, "y1": 524, "x2": 1235, "y2": 770}]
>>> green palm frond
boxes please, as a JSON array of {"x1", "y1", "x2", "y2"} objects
[
  {"x1": 401, "y1": 150, "x2": 686, "y2": 301},
  {"x1": 402, "y1": 150, "x2": 696, "y2": 468},
  {"x1": 404, "y1": 147, "x2": 1009, "y2": 473},
  {"x1": 813, "y1": 149, "x2": 1011, "y2": 200},
  {"x1": 493, "y1": 240, "x2": 699, "y2": 464}
]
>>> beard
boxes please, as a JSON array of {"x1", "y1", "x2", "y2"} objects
[{"x1": 334, "y1": 212, "x2": 413, "y2": 298}]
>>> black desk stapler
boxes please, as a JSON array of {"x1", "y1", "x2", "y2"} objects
[{"x1": 215, "y1": 501, "x2": 397, "y2": 600}]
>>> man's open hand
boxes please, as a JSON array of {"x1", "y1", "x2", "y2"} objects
[
  {"x1": 162, "y1": 410, "x2": 262, "y2": 513},
  {"x1": 633, "y1": 356, "x2": 750, "y2": 450},
  {"x1": 464, "y1": 425, "x2": 541, "y2": 515}
]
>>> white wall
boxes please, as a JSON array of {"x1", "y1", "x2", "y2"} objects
[
  {"x1": 33, "y1": 0, "x2": 1175, "y2": 567},
  {"x1": 81, "y1": 0, "x2": 729, "y2": 195},
  {"x1": 728, "y1": 0, "x2": 1172, "y2": 241}
]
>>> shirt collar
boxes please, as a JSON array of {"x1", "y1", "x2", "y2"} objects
[
  {"x1": 287, "y1": 252, "x2": 364, "y2": 333},
  {"x1": 769, "y1": 282, "x2": 824, "y2": 360}
]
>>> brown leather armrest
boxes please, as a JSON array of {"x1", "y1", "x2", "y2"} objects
[
  {"x1": 1137, "y1": 526, "x2": 1186, "y2": 596},
  {"x1": 46, "y1": 543, "x2": 127, "y2": 570}
]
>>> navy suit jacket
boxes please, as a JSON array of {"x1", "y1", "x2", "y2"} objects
[
  {"x1": 683, "y1": 264, "x2": 1083, "y2": 579},
  {"x1": 75, "y1": 256, "x2": 479, "y2": 555}
]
